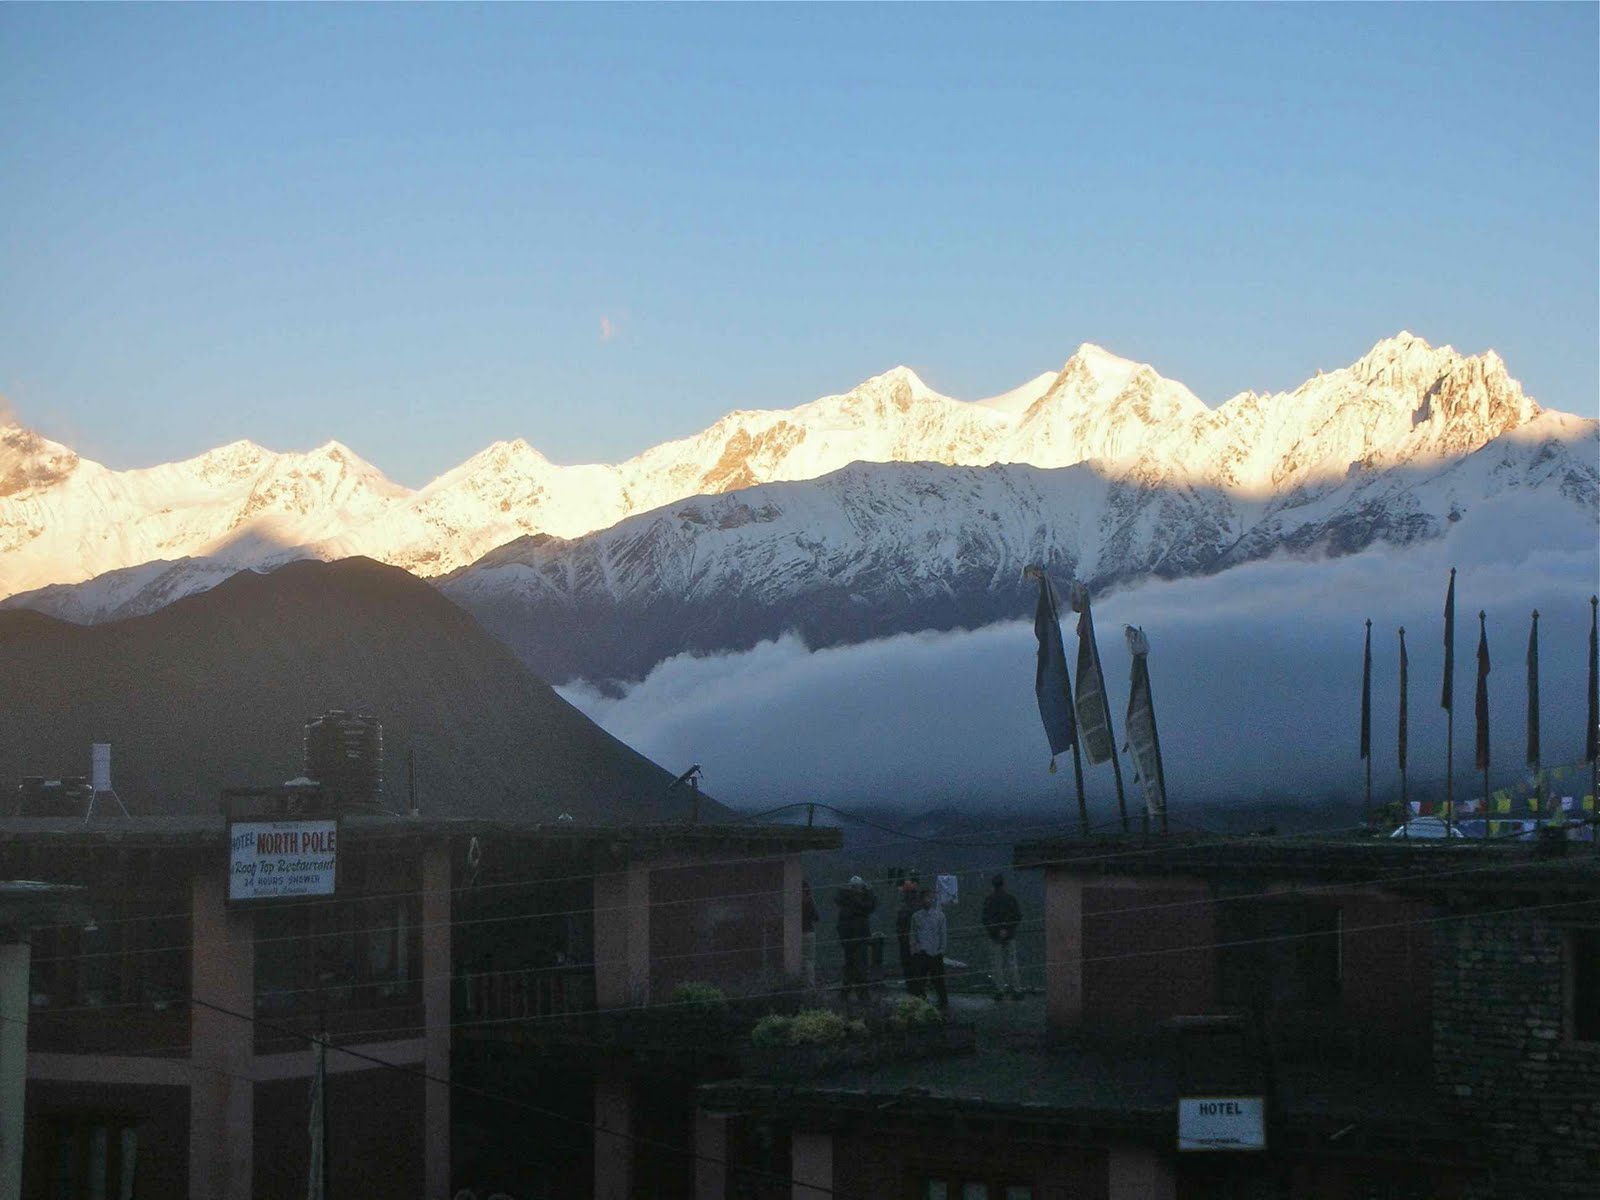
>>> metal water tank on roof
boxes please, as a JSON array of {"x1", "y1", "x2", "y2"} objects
[{"x1": 302, "y1": 710, "x2": 384, "y2": 811}]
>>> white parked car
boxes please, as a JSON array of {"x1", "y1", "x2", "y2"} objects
[{"x1": 1389, "y1": 816, "x2": 1465, "y2": 838}]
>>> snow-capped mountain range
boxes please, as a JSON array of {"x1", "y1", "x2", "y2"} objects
[{"x1": 5, "y1": 333, "x2": 1596, "y2": 682}]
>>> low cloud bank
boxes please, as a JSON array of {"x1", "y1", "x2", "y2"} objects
[{"x1": 559, "y1": 494, "x2": 1599, "y2": 815}]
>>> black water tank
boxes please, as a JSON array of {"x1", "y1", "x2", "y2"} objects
[{"x1": 302, "y1": 710, "x2": 384, "y2": 811}]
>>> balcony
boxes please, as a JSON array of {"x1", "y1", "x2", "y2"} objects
[{"x1": 458, "y1": 964, "x2": 596, "y2": 1028}]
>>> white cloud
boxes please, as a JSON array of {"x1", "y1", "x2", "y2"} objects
[{"x1": 559, "y1": 493, "x2": 1600, "y2": 815}]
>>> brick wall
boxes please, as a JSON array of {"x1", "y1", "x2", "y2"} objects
[{"x1": 1432, "y1": 909, "x2": 1600, "y2": 1199}]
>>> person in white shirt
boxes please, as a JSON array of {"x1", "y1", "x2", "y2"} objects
[{"x1": 908, "y1": 888, "x2": 949, "y2": 1013}]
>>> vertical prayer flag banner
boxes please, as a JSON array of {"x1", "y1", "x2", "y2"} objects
[
  {"x1": 1526, "y1": 612, "x2": 1541, "y2": 769},
  {"x1": 1030, "y1": 570, "x2": 1077, "y2": 764},
  {"x1": 1441, "y1": 568, "x2": 1456, "y2": 711},
  {"x1": 1071, "y1": 583, "x2": 1115, "y2": 765},
  {"x1": 1360, "y1": 620, "x2": 1373, "y2": 761},
  {"x1": 1124, "y1": 625, "x2": 1167, "y2": 821},
  {"x1": 1475, "y1": 612, "x2": 1491, "y2": 772}
]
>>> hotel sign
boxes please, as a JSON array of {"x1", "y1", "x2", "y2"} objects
[
  {"x1": 229, "y1": 820, "x2": 338, "y2": 901},
  {"x1": 1177, "y1": 1096, "x2": 1266, "y2": 1151}
]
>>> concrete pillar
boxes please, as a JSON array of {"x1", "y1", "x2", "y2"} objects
[
  {"x1": 1045, "y1": 872, "x2": 1084, "y2": 1031},
  {"x1": 0, "y1": 941, "x2": 29, "y2": 1200},
  {"x1": 791, "y1": 1131, "x2": 833, "y2": 1200},
  {"x1": 421, "y1": 843, "x2": 451, "y2": 1200},
  {"x1": 782, "y1": 856, "x2": 802, "y2": 978},
  {"x1": 593, "y1": 1070, "x2": 633, "y2": 1200},
  {"x1": 1107, "y1": 1144, "x2": 1176, "y2": 1200},
  {"x1": 593, "y1": 861, "x2": 652, "y2": 1010},
  {"x1": 693, "y1": 1111, "x2": 727, "y2": 1200},
  {"x1": 188, "y1": 864, "x2": 254, "y2": 1200}
]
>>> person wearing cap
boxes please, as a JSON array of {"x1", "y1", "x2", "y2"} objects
[
  {"x1": 982, "y1": 873, "x2": 1024, "y2": 1000},
  {"x1": 895, "y1": 877, "x2": 921, "y2": 995},
  {"x1": 834, "y1": 875, "x2": 877, "y2": 1009}
]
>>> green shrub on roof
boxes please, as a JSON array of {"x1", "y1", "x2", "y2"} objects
[
  {"x1": 886, "y1": 996, "x2": 944, "y2": 1031},
  {"x1": 669, "y1": 982, "x2": 728, "y2": 1014}
]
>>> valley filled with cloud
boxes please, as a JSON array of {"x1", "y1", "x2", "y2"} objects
[{"x1": 560, "y1": 492, "x2": 1599, "y2": 817}]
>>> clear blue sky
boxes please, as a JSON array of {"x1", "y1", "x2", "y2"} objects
[{"x1": 3, "y1": 5, "x2": 1595, "y2": 487}]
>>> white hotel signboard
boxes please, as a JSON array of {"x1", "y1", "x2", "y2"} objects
[
  {"x1": 1177, "y1": 1096, "x2": 1266, "y2": 1152},
  {"x1": 229, "y1": 820, "x2": 339, "y2": 902}
]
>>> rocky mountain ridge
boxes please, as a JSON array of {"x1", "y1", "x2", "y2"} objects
[{"x1": 0, "y1": 333, "x2": 1562, "y2": 599}]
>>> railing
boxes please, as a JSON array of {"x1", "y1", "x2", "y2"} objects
[{"x1": 459, "y1": 965, "x2": 594, "y2": 1024}]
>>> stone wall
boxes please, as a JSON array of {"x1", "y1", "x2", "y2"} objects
[{"x1": 1432, "y1": 908, "x2": 1600, "y2": 1199}]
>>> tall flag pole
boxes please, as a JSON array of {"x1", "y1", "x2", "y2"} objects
[
  {"x1": 1527, "y1": 610, "x2": 1542, "y2": 827},
  {"x1": 1398, "y1": 627, "x2": 1409, "y2": 828},
  {"x1": 1475, "y1": 611, "x2": 1491, "y2": 812},
  {"x1": 1027, "y1": 567, "x2": 1089, "y2": 836},
  {"x1": 1441, "y1": 567, "x2": 1456, "y2": 816},
  {"x1": 1123, "y1": 625, "x2": 1169, "y2": 835},
  {"x1": 1071, "y1": 583, "x2": 1128, "y2": 832},
  {"x1": 1360, "y1": 619, "x2": 1373, "y2": 824},
  {"x1": 1587, "y1": 595, "x2": 1598, "y2": 831}
]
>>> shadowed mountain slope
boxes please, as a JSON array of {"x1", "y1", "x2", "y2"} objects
[{"x1": 0, "y1": 557, "x2": 714, "y2": 820}]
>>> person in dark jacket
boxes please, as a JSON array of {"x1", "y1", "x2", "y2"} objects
[
  {"x1": 801, "y1": 878, "x2": 820, "y2": 989},
  {"x1": 894, "y1": 878, "x2": 921, "y2": 994},
  {"x1": 981, "y1": 873, "x2": 1024, "y2": 999},
  {"x1": 835, "y1": 876, "x2": 877, "y2": 1008}
]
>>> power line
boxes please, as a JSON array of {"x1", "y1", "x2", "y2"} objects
[
  {"x1": 25, "y1": 818, "x2": 1585, "y2": 978},
  {"x1": 24, "y1": 877, "x2": 1593, "y2": 1044}
]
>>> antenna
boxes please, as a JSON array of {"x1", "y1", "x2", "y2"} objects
[{"x1": 667, "y1": 764, "x2": 704, "y2": 824}]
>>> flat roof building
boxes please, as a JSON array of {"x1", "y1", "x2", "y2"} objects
[{"x1": 1, "y1": 805, "x2": 838, "y2": 1199}]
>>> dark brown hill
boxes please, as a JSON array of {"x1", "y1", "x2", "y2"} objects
[{"x1": 0, "y1": 557, "x2": 716, "y2": 821}]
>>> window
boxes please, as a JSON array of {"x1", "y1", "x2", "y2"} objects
[
  {"x1": 49, "y1": 1118, "x2": 137, "y2": 1200},
  {"x1": 255, "y1": 893, "x2": 418, "y2": 1014},
  {"x1": 29, "y1": 896, "x2": 187, "y2": 1012},
  {"x1": 1571, "y1": 928, "x2": 1600, "y2": 1042},
  {"x1": 920, "y1": 1179, "x2": 1032, "y2": 1200}
]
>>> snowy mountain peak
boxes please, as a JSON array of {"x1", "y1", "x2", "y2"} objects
[
  {"x1": 2, "y1": 335, "x2": 1586, "y2": 602},
  {"x1": 1067, "y1": 341, "x2": 1144, "y2": 375},
  {"x1": 849, "y1": 364, "x2": 949, "y2": 407},
  {"x1": 1348, "y1": 330, "x2": 1459, "y2": 389},
  {"x1": 419, "y1": 438, "x2": 556, "y2": 496},
  {"x1": 0, "y1": 423, "x2": 80, "y2": 497}
]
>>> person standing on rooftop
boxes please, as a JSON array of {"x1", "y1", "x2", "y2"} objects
[
  {"x1": 835, "y1": 875, "x2": 876, "y2": 1010},
  {"x1": 982, "y1": 873, "x2": 1024, "y2": 1000},
  {"x1": 909, "y1": 887, "x2": 949, "y2": 1014}
]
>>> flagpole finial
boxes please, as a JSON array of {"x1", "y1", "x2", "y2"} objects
[
  {"x1": 1365, "y1": 618, "x2": 1372, "y2": 630},
  {"x1": 1533, "y1": 610, "x2": 1540, "y2": 621},
  {"x1": 1449, "y1": 566, "x2": 1456, "y2": 577},
  {"x1": 1479, "y1": 610, "x2": 1486, "y2": 622},
  {"x1": 1399, "y1": 626, "x2": 1406, "y2": 637}
]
